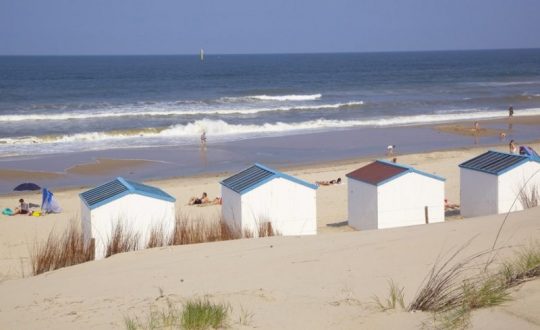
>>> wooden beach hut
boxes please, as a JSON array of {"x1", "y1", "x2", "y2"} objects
[
  {"x1": 220, "y1": 163, "x2": 318, "y2": 236},
  {"x1": 459, "y1": 150, "x2": 540, "y2": 218},
  {"x1": 346, "y1": 160, "x2": 445, "y2": 230},
  {"x1": 80, "y1": 177, "x2": 176, "y2": 259}
]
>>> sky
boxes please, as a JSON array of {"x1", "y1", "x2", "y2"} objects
[{"x1": 1, "y1": 0, "x2": 539, "y2": 55}]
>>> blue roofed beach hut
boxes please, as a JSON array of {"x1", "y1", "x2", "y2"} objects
[
  {"x1": 459, "y1": 150, "x2": 540, "y2": 217},
  {"x1": 220, "y1": 163, "x2": 318, "y2": 236},
  {"x1": 80, "y1": 177, "x2": 176, "y2": 259}
]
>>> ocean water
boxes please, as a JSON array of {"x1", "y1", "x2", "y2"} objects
[{"x1": 1, "y1": 49, "x2": 540, "y2": 157}]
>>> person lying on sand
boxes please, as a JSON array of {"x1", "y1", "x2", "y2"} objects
[
  {"x1": 444, "y1": 199, "x2": 459, "y2": 210},
  {"x1": 316, "y1": 177, "x2": 342, "y2": 186},
  {"x1": 188, "y1": 193, "x2": 222, "y2": 206},
  {"x1": 12, "y1": 198, "x2": 30, "y2": 215}
]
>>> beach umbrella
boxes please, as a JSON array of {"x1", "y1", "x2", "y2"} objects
[{"x1": 13, "y1": 183, "x2": 41, "y2": 191}]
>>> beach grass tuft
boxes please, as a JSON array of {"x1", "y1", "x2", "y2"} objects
[
  {"x1": 123, "y1": 298, "x2": 230, "y2": 330},
  {"x1": 372, "y1": 279, "x2": 405, "y2": 311},
  {"x1": 30, "y1": 222, "x2": 94, "y2": 276},
  {"x1": 169, "y1": 215, "x2": 247, "y2": 246},
  {"x1": 518, "y1": 184, "x2": 539, "y2": 209},
  {"x1": 257, "y1": 221, "x2": 278, "y2": 237},
  {"x1": 105, "y1": 222, "x2": 140, "y2": 258},
  {"x1": 181, "y1": 298, "x2": 230, "y2": 330},
  {"x1": 146, "y1": 225, "x2": 168, "y2": 249},
  {"x1": 408, "y1": 240, "x2": 540, "y2": 329}
]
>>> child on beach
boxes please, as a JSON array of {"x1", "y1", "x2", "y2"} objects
[{"x1": 13, "y1": 199, "x2": 29, "y2": 215}]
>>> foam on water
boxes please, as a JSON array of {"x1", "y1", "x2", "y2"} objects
[
  {"x1": 3, "y1": 108, "x2": 540, "y2": 150},
  {"x1": 0, "y1": 101, "x2": 364, "y2": 122}
]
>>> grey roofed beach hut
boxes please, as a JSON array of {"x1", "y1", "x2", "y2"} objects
[
  {"x1": 80, "y1": 177, "x2": 176, "y2": 259},
  {"x1": 347, "y1": 160, "x2": 445, "y2": 230},
  {"x1": 220, "y1": 163, "x2": 318, "y2": 236},
  {"x1": 459, "y1": 150, "x2": 540, "y2": 218}
]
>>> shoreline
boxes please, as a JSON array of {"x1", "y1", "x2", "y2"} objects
[{"x1": 1, "y1": 114, "x2": 539, "y2": 195}]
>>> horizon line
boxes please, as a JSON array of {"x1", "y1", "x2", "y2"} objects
[{"x1": 1, "y1": 47, "x2": 539, "y2": 57}]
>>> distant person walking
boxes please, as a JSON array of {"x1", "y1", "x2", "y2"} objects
[
  {"x1": 509, "y1": 139, "x2": 518, "y2": 154},
  {"x1": 200, "y1": 130, "x2": 207, "y2": 148},
  {"x1": 386, "y1": 145, "x2": 395, "y2": 156},
  {"x1": 508, "y1": 105, "x2": 514, "y2": 117}
]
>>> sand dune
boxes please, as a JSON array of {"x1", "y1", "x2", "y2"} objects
[{"x1": 0, "y1": 206, "x2": 539, "y2": 329}]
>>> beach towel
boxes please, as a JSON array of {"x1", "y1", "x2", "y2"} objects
[{"x1": 2, "y1": 208, "x2": 13, "y2": 216}]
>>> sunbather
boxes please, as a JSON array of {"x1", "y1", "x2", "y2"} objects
[
  {"x1": 444, "y1": 199, "x2": 459, "y2": 210},
  {"x1": 316, "y1": 177, "x2": 342, "y2": 186},
  {"x1": 188, "y1": 193, "x2": 222, "y2": 205},
  {"x1": 188, "y1": 192, "x2": 209, "y2": 205}
]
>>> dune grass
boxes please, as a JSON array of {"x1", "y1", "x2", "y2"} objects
[
  {"x1": 406, "y1": 240, "x2": 540, "y2": 329},
  {"x1": 123, "y1": 298, "x2": 230, "y2": 330},
  {"x1": 169, "y1": 216, "x2": 243, "y2": 246},
  {"x1": 31, "y1": 214, "x2": 281, "y2": 276},
  {"x1": 257, "y1": 221, "x2": 278, "y2": 237},
  {"x1": 181, "y1": 298, "x2": 230, "y2": 330},
  {"x1": 105, "y1": 222, "x2": 140, "y2": 258},
  {"x1": 30, "y1": 222, "x2": 94, "y2": 275},
  {"x1": 518, "y1": 184, "x2": 539, "y2": 209},
  {"x1": 372, "y1": 280, "x2": 405, "y2": 311}
]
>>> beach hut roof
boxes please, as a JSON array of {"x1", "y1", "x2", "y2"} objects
[
  {"x1": 220, "y1": 163, "x2": 318, "y2": 194},
  {"x1": 459, "y1": 150, "x2": 537, "y2": 176},
  {"x1": 346, "y1": 160, "x2": 445, "y2": 186},
  {"x1": 80, "y1": 177, "x2": 175, "y2": 209}
]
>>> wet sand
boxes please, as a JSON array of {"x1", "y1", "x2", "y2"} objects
[
  {"x1": 1, "y1": 115, "x2": 539, "y2": 194},
  {"x1": 66, "y1": 158, "x2": 158, "y2": 176}
]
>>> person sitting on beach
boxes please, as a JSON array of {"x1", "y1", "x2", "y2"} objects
[
  {"x1": 316, "y1": 177, "x2": 342, "y2": 186},
  {"x1": 13, "y1": 199, "x2": 30, "y2": 215},
  {"x1": 509, "y1": 140, "x2": 518, "y2": 154}
]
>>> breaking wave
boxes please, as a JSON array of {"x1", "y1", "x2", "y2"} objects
[
  {"x1": 0, "y1": 101, "x2": 363, "y2": 122},
  {"x1": 3, "y1": 107, "x2": 540, "y2": 147}
]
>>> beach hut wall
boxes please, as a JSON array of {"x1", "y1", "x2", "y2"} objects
[
  {"x1": 220, "y1": 163, "x2": 318, "y2": 237},
  {"x1": 346, "y1": 160, "x2": 445, "y2": 230},
  {"x1": 459, "y1": 150, "x2": 540, "y2": 217},
  {"x1": 79, "y1": 177, "x2": 176, "y2": 259}
]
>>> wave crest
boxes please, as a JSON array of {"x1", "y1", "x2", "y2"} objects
[
  {"x1": 3, "y1": 107, "x2": 540, "y2": 147},
  {"x1": 0, "y1": 101, "x2": 363, "y2": 122}
]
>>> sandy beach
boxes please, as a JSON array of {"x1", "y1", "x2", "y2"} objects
[{"x1": 1, "y1": 136, "x2": 540, "y2": 328}]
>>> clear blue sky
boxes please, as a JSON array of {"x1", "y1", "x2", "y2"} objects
[{"x1": 1, "y1": 0, "x2": 539, "y2": 55}]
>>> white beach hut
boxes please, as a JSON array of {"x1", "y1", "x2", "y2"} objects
[
  {"x1": 346, "y1": 160, "x2": 445, "y2": 230},
  {"x1": 459, "y1": 150, "x2": 540, "y2": 218},
  {"x1": 220, "y1": 163, "x2": 318, "y2": 236},
  {"x1": 80, "y1": 177, "x2": 176, "y2": 259}
]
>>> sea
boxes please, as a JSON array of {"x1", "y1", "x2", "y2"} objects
[{"x1": 1, "y1": 49, "x2": 540, "y2": 158}]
